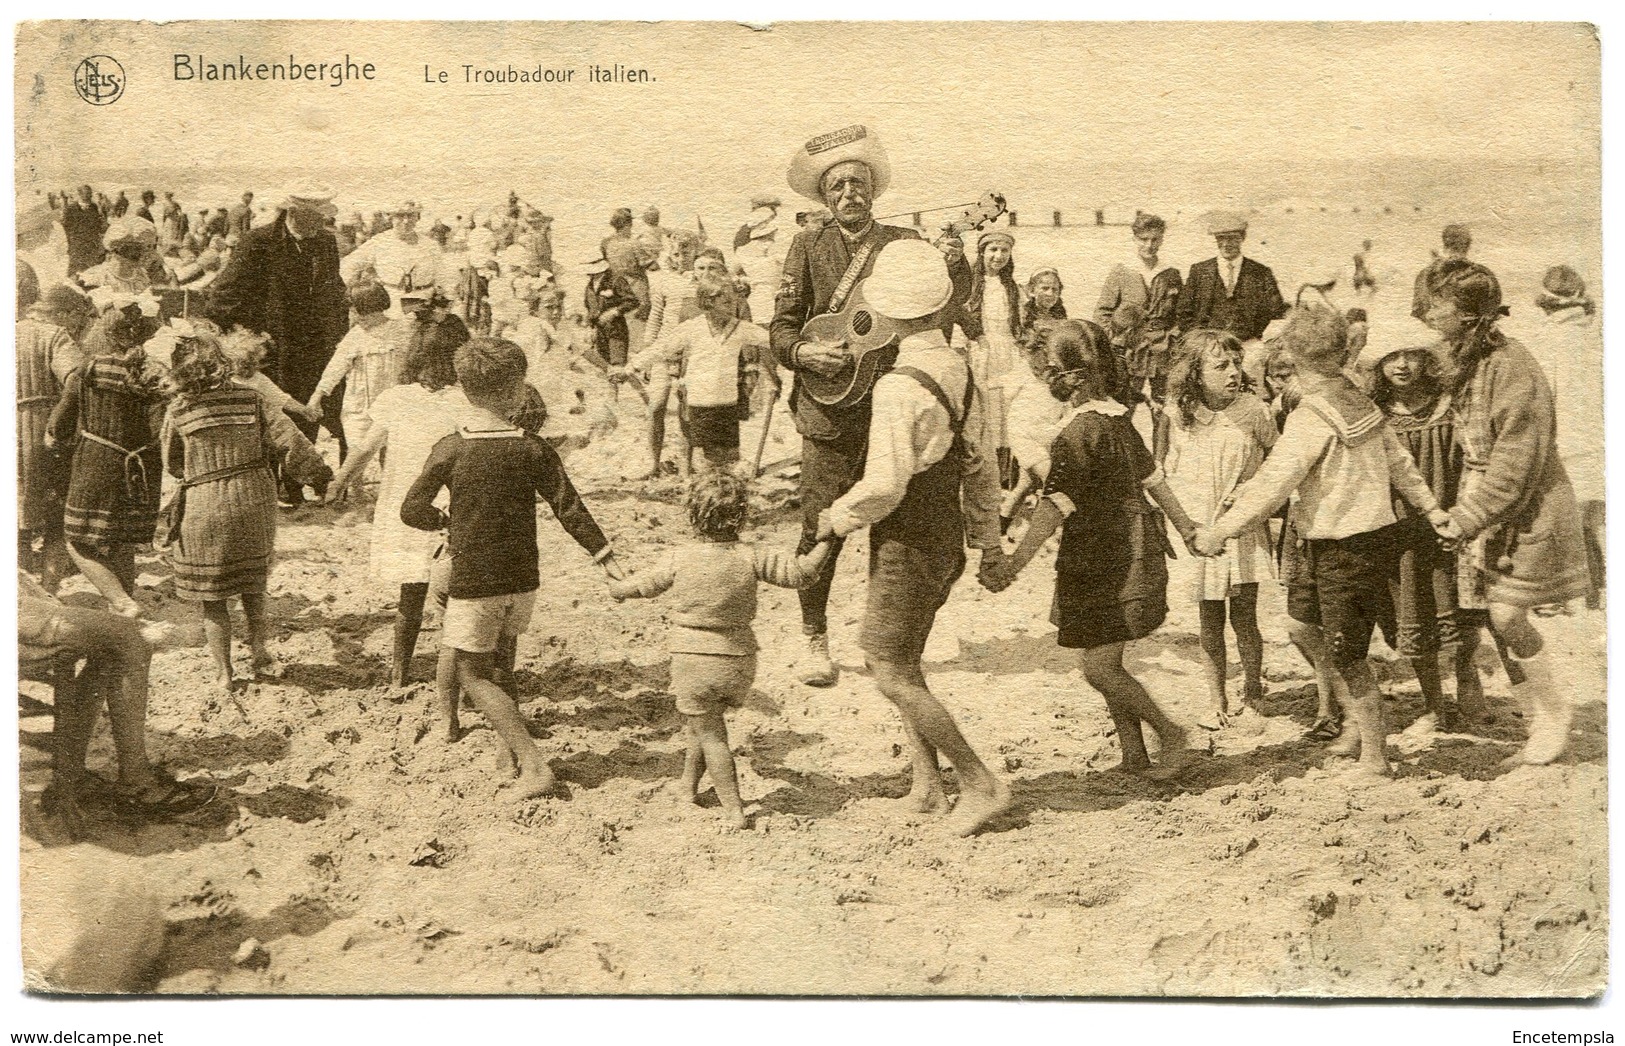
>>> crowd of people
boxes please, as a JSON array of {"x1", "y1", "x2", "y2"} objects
[{"x1": 16, "y1": 122, "x2": 1604, "y2": 842}]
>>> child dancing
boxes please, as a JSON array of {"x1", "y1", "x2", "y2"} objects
[
  {"x1": 401, "y1": 338, "x2": 623, "y2": 797},
  {"x1": 611, "y1": 470, "x2": 830, "y2": 827},
  {"x1": 1369, "y1": 344, "x2": 1486, "y2": 733},
  {"x1": 46, "y1": 298, "x2": 169, "y2": 618},
  {"x1": 327, "y1": 322, "x2": 470, "y2": 689},
  {"x1": 1162, "y1": 330, "x2": 1278, "y2": 726},
  {"x1": 1198, "y1": 306, "x2": 1451, "y2": 777},
  {"x1": 988, "y1": 320, "x2": 1202, "y2": 777},
  {"x1": 160, "y1": 323, "x2": 333, "y2": 689}
]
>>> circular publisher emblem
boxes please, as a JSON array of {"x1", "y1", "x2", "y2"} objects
[{"x1": 74, "y1": 55, "x2": 125, "y2": 105}]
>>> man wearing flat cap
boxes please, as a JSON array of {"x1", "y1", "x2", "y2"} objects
[
  {"x1": 208, "y1": 186, "x2": 350, "y2": 503},
  {"x1": 1175, "y1": 211, "x2": 1286, "y2": 344},
  {"x1": 770, "y1": 123, "x2": 977, "y2": 686}
]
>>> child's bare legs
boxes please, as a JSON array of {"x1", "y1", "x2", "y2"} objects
[
  {"x1": 680, "y1": 730, "x2": 705, "y2": 800},
  {"x1": 868, "y1": 657, "x2": 1006, "y2": 834},
  {"x1": 686, "y1": 710, "x2": 746, "y2": 827},
  {"x1": 645, "y1": 394, "x2": 669, "y2": 478},
  {"x1": 493, "y1": 634, "x2": 517, "y2": 690},
  {"x1": 393, "y1": 582, "x2": 430, "y2": 687},
  {"x1": 1324, "y1": 649, "x2": 1391, "y2": 776},
  {"x1": 241, "y1": 592, "x2": 280, "y2": 678},
  {"x1": 434, "y1": 645, "x2": 460, "y2": 741},
  {"x1": 1079, "y1": 642, "x2": 1189, "y2": 773},
  {"x1": 68, "y1": 541, "x2": 139, "y2": 616},
  {"x1": 1289, "y1": 620, "x2": 1341, "y2": 726},
  {"x1": 1229, "y1": 584, "x2": 1264, "y2": 706},
  {"x1": 456, "y1": 649, "x2": 553, "y2": 797},
  {"x1": 674, "y1": 405, "x2": 693, "y2": 480},
  {"x1": 200, "y1": 599, "x2": 234, "y2": 688},
  {"x1": 28, "y1": 523, "x2": 74, "y2": 593},
  {"x1": 1197, "y1": 600, "x2": 1231, "y2": 724}
]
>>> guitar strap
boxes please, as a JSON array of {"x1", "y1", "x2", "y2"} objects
[{"x1": 826, "y1": 236, "x2": 878, "y2": 315}]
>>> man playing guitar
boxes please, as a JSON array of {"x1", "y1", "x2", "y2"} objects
[{"x1": 769, "y1": 124, "x2": 978, "y2": 687}]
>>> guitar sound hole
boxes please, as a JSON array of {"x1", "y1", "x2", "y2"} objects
[{"x1": 851, "y1": 310, "x2": 874, "y2": 337}]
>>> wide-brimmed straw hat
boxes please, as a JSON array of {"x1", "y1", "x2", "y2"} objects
[
  {"x1": 862, "y1": 239, "x2": 952, "y2": 321},
  {"x1": 103, "y1": 216, "x2": 159, "y2": 251},
  {"x1": 579, "y1": 253, "x2": 611, "y2": 275},
  {"x1": 786, "y1": 124, "x2": 892, "y2": 204},
  {"x1": 1356, "y1": 339, "x2": 1446, "y2": 376}
]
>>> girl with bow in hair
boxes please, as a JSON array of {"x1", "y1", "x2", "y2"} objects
[
  {"x1": 45, "y1": 294, "x2": 170, "y2": 617},
  {"x1": 984, "y1": 320, "x2": 1203, "y2": 777},
  {"x1": 1424, "y1": 260, "x2": 1589, "y2": 765},
  {"x1": 160, "y1": 322, "x2": 333, "y2": 690}
]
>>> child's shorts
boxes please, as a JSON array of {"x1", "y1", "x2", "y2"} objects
[
  {"x1": 1288, "y1": 525, "x2": 1399, "y2": 670},
  {"x1": 670, "y1": 651, "x2": 756, "y2": 717},
  {"x1": 442, "y1": 590, "x2": 537, "y2": 654}
]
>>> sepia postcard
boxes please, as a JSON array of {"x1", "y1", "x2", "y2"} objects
[{"x1": 11, "y1": 17, "x2": 1606, "y2": 1016}]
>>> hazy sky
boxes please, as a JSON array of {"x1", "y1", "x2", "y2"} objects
[{"x1": 15, "y1": 21, "x2": 1600, "y2": 209}]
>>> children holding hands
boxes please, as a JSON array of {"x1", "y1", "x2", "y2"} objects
[{"x1": 1194, "y1": 305, "x2": 1455, "y2": 777}]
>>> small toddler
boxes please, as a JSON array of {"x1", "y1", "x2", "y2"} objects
[{"x1": 610, "y1": 470, "x2": 830, "y2": 827}]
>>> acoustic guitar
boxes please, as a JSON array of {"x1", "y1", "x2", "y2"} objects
[{"x1": 798, "y1": 192, "x2": 1007, "y2": 409}]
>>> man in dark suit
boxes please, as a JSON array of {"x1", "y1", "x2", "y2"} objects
[
  {"x1": 208, "y1": 186, "x2": 350, "y2": 503},
  {"x1": 1175, "y1": 212, "x2": 1287, "y2": 343},
  {"x1": 770, "y1": 124, "x2": 976, "y2": 686}
]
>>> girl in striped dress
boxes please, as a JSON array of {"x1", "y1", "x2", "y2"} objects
[
  {"x1": 45, "y1": 300, "x2": 170, "y2": 617},
  {"x1": 161, "y1": 326, "x2": 333, "y2": 689},
  {"x1": 18, "y1": 286, "x2": 94, "y2": 590}
]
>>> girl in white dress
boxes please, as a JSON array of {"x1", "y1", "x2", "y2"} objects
[
  {"x1": 968, "y1": 229, "x2": 1023, "y2": 485},
  {"x1": 326, "y1": 322, "x2": 470, "y2": 687},
  {"x1": 1163, "y1": 329, "x2": 1279, "y2": 726}
]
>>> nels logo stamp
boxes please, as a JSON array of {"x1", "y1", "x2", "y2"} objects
[{"x1": 74, "y1": 55, "x2": 125, "y2": 105}]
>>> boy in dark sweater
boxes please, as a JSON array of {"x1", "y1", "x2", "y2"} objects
[{"x1": 402, "y1": 338, "x2": 623, "y2": 798}]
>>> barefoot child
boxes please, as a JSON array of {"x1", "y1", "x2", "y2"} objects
[
  {"x1": 610, "y1": 470, "x2": 830, "y2": 827},
  {"x1": 19, "y1": 286, "x2": 94, "y2": 592},
  {"x1": 1197, "y1": 305, "x2": 1452, "y2": 777},
  {"x1": 812, "y1": 239, "x2": 1012, "y2": 836},
  {"x1": 1262, "y1": 341, "x2": 1344, "y2": 739},
  {"x1": 1369, "y1": 344, "x2": 1487, "y2": 733},
  {"x1": 160, "y1": 324, "x2": 333, "y2": 689},
  {"x1": 1162, "y1": 329, "x2": 1278, "y2": 727},
  {"x1": 990, "y1": 320, "x2": 1202, "y2": 778},
  {"x1": 400, "y1": 337, "x2": 623, "y2": 797}
]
